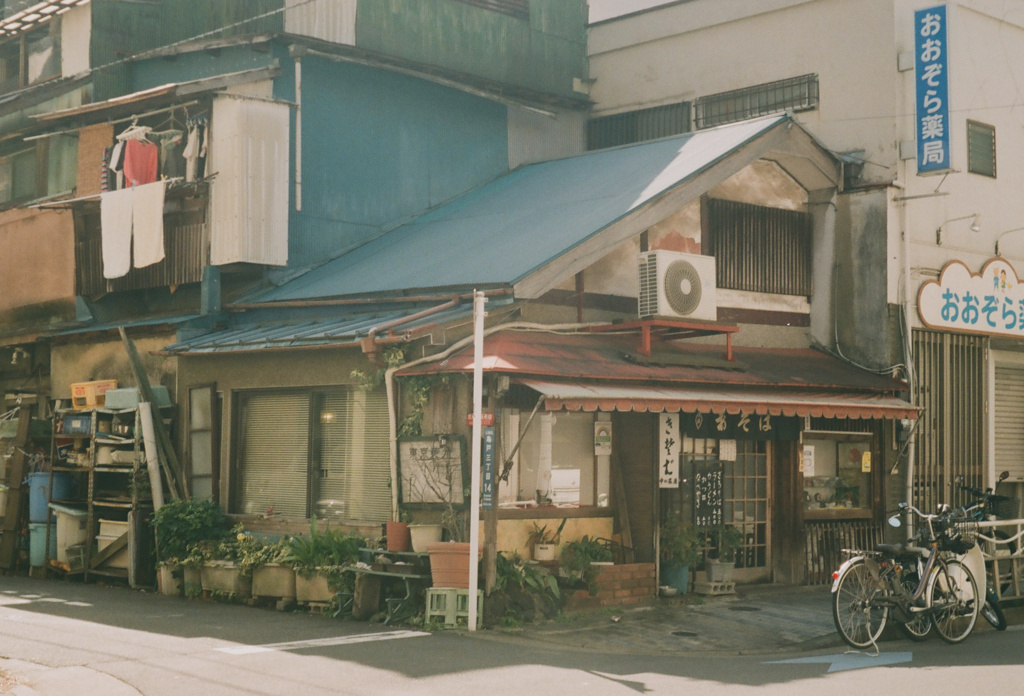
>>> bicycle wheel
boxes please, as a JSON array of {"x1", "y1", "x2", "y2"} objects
[
  {"x1": 927, "y1": 559, "x2": 979, "y2": 644},
  {"x1": 981, "y1": 589, "x2": 1008, "y2": 631},
  {"x1": 832, "y1": 558, "x2": 889, "y2": 649},
  {"x1": 895, "y1": 572, "x2": 932, "y2": 641}
]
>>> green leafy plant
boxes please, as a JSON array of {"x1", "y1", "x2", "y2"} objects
[
  {"x1": 659, "y1": 518, "x2": 702, "y2": 566},
  {"x1": 559, "y1": 535, "x2": 613, "y2": 592},
  {"x1": 527, "y1": 519, "x2": 567, "y2": 547},
  {"x1": 489, "y1": 552, "x2": 562, "y2": 624},
  {"x1": 707, "y1": 524, "x2": 744, "y2": 563},
  {"x1": 150, "y1": 498, "x2": 232, "y2": 565},
  {"x1": 283, "y1": 518, "x2": 365, "y2": 580}
]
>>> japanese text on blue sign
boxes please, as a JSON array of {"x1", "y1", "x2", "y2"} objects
[
  {"x1": 482, "y1": 426, "x2": 495, "y2": 510},
  {"x1": 915, "y1": 5, "x2": 950, "y2": 175}
]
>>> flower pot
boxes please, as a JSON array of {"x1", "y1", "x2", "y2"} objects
[
  {"x1": 296, "y1": 568, "x2": 336, "y2": 604},
  {"x1": 426, "y1": 541, "x2": 481, "y2": 589},
  {"x1": 409, "y1": 524, "x2": 443, "y2": 552},
  {"x1": 706, "y1": 559, "x2": 735, "y2": 584},
  {"x1": 386, "y1": 521, "x2": 411, "y2": 552},
  {"x1": 660, "y1": 562, "x2": 690, "y2": 594},
  {"x1": 158, "y1": 563, "x2": 183, "y2": 597},
  {"x1": 252, "y1": 563, "x2": 296, "y2": 600},
  {"x1": 533, "y1": 543, "x2": 557, "y2": 562},
  {"x1": 201, "y1": 561, "x2": 252, "y2": 598}
]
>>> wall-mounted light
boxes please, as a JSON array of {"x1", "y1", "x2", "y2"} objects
[
  {"x1": 9, "y1": 348, "x2": 28, "y2": 366},
  {"x1": 995, "y1": 226, "x2": 1024, "y2": 256},
  {"x1": 935, "y1": 213, "x2": 981, "y2": 245}
]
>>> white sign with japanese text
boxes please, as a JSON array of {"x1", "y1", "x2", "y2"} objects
[
  {"x1": 658, "y1": 413, "x2": 680, "y2": 488},
  {"x1": 918, "y1": 258, "x2": 1024, "y2": 338}
]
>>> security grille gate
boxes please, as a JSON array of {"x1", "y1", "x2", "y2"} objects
[
  {"x1": 912, "y1": 330, "x2": 987, "y2": 510},
  {"x1": 995, "y1": 364, "x2": 1024, "y2": 481}
]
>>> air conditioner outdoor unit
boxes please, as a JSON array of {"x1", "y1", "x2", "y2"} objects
[{"x1": 638, "y1": 250, "x2": 717, "y2": 321}]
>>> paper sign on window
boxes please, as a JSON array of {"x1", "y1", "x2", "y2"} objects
[{"x1": 802, "y1": 445, "x2": 815, "y2": 477}]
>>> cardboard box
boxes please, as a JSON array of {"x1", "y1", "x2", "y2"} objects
[{"x1": 71, "y1": 380, "x2": 117, "y2": 409}]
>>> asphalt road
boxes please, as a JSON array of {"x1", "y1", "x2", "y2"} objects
[{"x1": 1, "y1": 576, "x2": 1023, "y2": 695}]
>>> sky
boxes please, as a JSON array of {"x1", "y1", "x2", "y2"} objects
[{"x1": 588, "y1": 0, "x2": 681, "y2": 24}]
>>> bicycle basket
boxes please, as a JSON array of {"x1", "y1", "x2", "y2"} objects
[
  {"x1": 940, "y1": 520, "x2": 978, "y2": 553},
  {"x1": 991, "y1": 495, "x2": 1021, "y2": 520}
]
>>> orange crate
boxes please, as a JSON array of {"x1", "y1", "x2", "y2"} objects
[{"x1": 71, "y1": 380, "x2": 118, "y2": 409}]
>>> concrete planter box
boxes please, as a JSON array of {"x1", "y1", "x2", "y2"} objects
[
  {"x1": 183, "y1": 566, "x2": 203, "y2": 597},
  {"x1": 201, "y1": 561, "x2": 252, "y2": 598},
  {"x1": 158, "y1": 563, "x2": 183, "y2": 597},
  {"x1": 252, "y1": 563, "x2": 296, "y2": 600},
  {"x1": 295, "y1": 568, "x2": 336, "y2": 604}
]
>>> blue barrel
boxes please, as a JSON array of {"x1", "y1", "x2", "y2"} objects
[
  {"x1": 28, "y1": 472, "x2": 74, "y2": 523},
  {"x1": 28, "y1": 522, "x2": 57, "y2": 567}
]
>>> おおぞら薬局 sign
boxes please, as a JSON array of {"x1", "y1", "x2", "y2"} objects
[{"x1": 918, "y1": 258, "x2": 1024, "y2": 338}]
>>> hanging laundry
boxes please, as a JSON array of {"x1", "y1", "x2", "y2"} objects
[
  {"x1": 100, "y1": 145, "x2": 113, "y2": 192},
  {"x1": 100, "y1": 188, "x2": 134, "y2": 279},
  {"x1": 182, "y1": 124, "x2": 199, "y2": 182},
  {"x1": 109, "y1": 140, "x2": 126, "y2": 190},
  {"x1": 132, "y1": 181, "x2": 166, "y2": 269},
  {"x1": 123, "y1": 138, "x2": 159, "y2": 187},
  {"x1": 156, "y1": 131, "x2": 184, "y2": 180}
]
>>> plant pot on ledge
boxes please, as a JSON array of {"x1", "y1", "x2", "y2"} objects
[
  {"x1": 386, "y1": 522, "x2": 411, "y2": 552},
  {"x1": 409, "y1": 524, "x2": 443, "y2": 553},
  {"x1": 705, "y1": 559, "x2": 735, "y2": 584}
]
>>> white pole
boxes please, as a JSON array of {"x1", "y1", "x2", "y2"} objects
[
  {"x1": 138, "y1": 402, "x2": 165, "y2": 511},
  {"x1": 468, "y1": 290, "x2": 486, "y2": 632}
]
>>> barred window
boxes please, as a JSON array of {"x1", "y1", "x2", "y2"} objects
[
  {"x1": 967, "y1": 120, "x2": 996, "y2": 178},
  {"x1": 587, "y1": 101, "x2": 691, "y2": 150},
  {"x1": 694, "y1": 74, "x2": 818, "y2": 130},
  {"x1": 452, "y1": 0, "x2": 528, "y2": 19}
]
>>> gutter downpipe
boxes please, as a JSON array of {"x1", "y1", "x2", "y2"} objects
[
  {"x1": 384, "y1": 321, "x2": 600, "y2": 520},
  {"x1": 899, "y1": 184, "x2": 917, "y2": 514},
  {"x1": 361, "y1": 296, "x2": 459, "y2": 355}
]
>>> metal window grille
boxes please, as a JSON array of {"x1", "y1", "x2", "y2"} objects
[
  {"x1": 694, "y1": 74, "x2": 818, "y2": 130},
  {"x1": 587, "y1": 101, "x2": 691, "y2": 150},
  {"x1": 967, "y1": 120, "x2": 996, "y2": 178},
  {"x1": 707, "y1": 198, "x2": 812, "y2": 296}
]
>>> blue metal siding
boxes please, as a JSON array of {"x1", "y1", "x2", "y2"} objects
[
  {"x1": 130, "y1": 44, "x2": 286, "y2": 92},
  {"x1": 290, "y1": 56, "x2": 509, "y2": 267}
]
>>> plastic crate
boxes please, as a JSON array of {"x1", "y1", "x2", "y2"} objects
[
  {"x1": 425, "y1": 588, "x2": 482, "y2": 628},
  {"x1": 71, "y1": 380, "x2": 117, "y2": 409}
]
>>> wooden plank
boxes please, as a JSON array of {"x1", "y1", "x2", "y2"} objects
[{"x1": 89, "y1": 532, "x2": 127, "y2": 569}]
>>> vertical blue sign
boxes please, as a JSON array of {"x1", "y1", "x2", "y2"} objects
[
  {"x1": 915, "y1": 5, "x2": 950, "y2": 175},
  {"x1": 481, "y1": 426, "x2": 495, "y2": 510}
]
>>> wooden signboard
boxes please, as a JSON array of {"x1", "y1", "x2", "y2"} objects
[{"x1": 398, "y1": 437, "x2": 466, "y2": 507}]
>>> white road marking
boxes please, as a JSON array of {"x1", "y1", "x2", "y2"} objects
[{"x1": 216, "y1": 630, "x2": 431, "y2": 655}]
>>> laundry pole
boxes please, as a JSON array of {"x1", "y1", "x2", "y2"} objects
[{"x1": 468, "y1": 290, "x2": 486, "y2": 632}]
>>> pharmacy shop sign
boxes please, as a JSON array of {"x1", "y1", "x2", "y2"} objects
[
  {"x1": 919, "y1": 259, "x2": 1024, "y2": 337},
  {"x1": 915, "y1": 5, "x2": 951, "y2": 175}
]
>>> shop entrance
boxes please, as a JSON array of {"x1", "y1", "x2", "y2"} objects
[{"x1": 661, "y1": 437, "x2": 772, "y2": 583}]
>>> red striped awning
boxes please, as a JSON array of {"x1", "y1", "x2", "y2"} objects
[{"x1": 516, "y1": 380, "x2": 917, "y2": 420}]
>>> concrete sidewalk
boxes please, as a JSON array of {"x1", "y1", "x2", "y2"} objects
[{"x1": 493, "y1": 584, "x2": 843, "y2": 656}]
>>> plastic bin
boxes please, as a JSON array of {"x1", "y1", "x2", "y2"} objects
[
  {"x1": 28, "y1": 472, "x2": 74, "y2": 523},
  {"x1": 49, "y1": 503, "x2": 88, "y2": 563},
  {"x1": 29, "y1": 522, "x2": 57, "y2": 567}
]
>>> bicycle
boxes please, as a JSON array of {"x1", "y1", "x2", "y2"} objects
[{"x1": 831, "y1": 501, "x2": 980, "y2": 648}]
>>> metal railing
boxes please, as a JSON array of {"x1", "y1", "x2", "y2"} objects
[{"x1": 977, "y1": 518, "x2": 1024, "y2": 600}]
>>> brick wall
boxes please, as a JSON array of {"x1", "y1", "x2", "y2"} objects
[{"x1": 565, "y1": 562, "x2": 656, "y2": 612}]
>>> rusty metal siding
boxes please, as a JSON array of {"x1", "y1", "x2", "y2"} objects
[
  {"x1": 283, "y1": 0, "x2": 357, "y2": 46},
  {"x1": 707, "y1": 198, "x2": 812, "y2": 296},
  {"x1": 76, "y1": 219, "x2": 208, "y2": 295},
  {"x1": 913, "y1": 330, "x2": 987, "y2": 512}
]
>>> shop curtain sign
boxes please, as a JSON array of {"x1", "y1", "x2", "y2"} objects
[
  {"x1": 915, "y1": 5, "x2": 951, "y2": 175},
  {"x1": 918, "y1": 258, "x2": 1024, "y2": 338},
  {"x1": 658, "y1": 413, "x2": 680, "y2": 488}
]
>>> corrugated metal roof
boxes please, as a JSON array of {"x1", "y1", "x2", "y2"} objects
[
  {"x1": 256, "y1": 114, "x2": 793, "y2": 303},
  {"x1": 45, "y1": 314, "x2": 202, "y2": 340},
  {"x1": 162, "y1": 305, "x2": 473, "y2": 355},
  {"x1": 399, "y1": 328, "x2": 907, "y2": 394}
]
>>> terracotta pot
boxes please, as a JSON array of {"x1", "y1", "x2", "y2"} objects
[
  {"x1": 426, "y1": 541, "x2": 481, "y2": 589},
  {"x1": 386, "y1": 521, "x2": 411, "y2": 552}
]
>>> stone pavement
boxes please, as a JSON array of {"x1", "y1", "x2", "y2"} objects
[{"x1": 492, "y1": 583, "x2": 843, "y2": 656}]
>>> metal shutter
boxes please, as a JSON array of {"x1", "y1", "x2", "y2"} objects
[
  {"x1": 238, "y1": 393, "x2": 310, "y2": 517},
  {"x1": 995, "y1": 365, "x2": 1024, "y2": 480},
  {"x1": 319, "y1": 390, "x2": 391, "y2": 524}
]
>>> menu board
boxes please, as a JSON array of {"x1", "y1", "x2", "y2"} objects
[{"x1": 694, "y1": 462, "x2": 724, "y2": 527}]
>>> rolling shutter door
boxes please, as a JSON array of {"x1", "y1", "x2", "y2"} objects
[
  {"x1": 995, "y1": 365, "x2": 1024, "y2": 481},
  {"x1": 319, "y1": 390, "x2": 391, "y2": 523},
  {"x1": 239, "y1": 393, "x2": 310, "y2": 517}
]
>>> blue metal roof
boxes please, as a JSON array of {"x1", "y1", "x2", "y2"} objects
[
  {"x1": 255, "y1": 115, "x2": 790, "y2": 303},
  {"x1": 162, "y1": 305, "x2": 474, "y2": 354}
]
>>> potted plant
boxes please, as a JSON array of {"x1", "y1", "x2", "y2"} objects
[
  {"x1": 559, "y1": 535, "x2": 613, "y2": 593},
  {"x1": 284, "y1": 521, "x2": 364, "y2": 605},
  {"x1": 527, "y1": 519, "x2": 567, "y2": 562},
  {"x1": 659, "y1": 518, "x2": 702, "y2": 595},
  {"x1": 385, "y1": 512, "x2": 411, "y2": 552},
  {"x1": 245, "y1": 536, "x2": 296, "y2": 601},
  {"x1": 149, "y1": 498, "x2": 231, "y2": 597},
  {"x1": 195, "y1": 526, "x2": 261, "y2": 599},
  {"x1": 705, "y1": 524, "x2": 744, "y2": 583}
]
